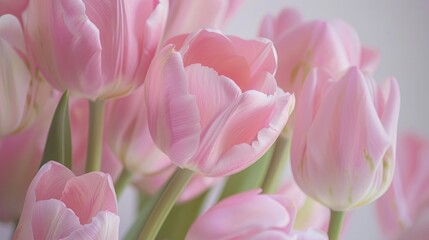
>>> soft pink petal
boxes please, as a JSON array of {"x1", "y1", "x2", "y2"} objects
[
  {"x1": 26, "y1": 0, "x2": 102, "y2": 98},
  {"x1": 61, "y1": 172, "x2": 117, "y2": 224},
  {"x1": 31, "y1": 200, "x2": 81, "y2": 240},
  {"x1": 229, "y1": 36, "x2": 277, "y2": 80},
  {"x1": 186, "y1": 190, "x2": 293, "y2": 240},
  {"x1": 144, "y1": 45, "x2": 201, "y2": 166},
  {"x1": 258, "y1": 8, "x2": 303, "y2": 40},
  {"x1": 64, "y1": 211, "x2": 119, "y2": 240},
  {"x1": 186, "y1": 63, "x2": 241, "y2": 132},
  {"x1": 192, "y1": 87, "x2": 293, "y2": 177},
  {"x1": 14, "y1": 162, "x2": 75, "y2": 240},
  {"x1": 181, "y1": 30, "x2": 252, "y2": 91},
  {"x1": 360, "y1": 47, "x2": 380, "y2": 73},
  {"x1": 0, "y1": 0, "x2": 28, "y2": 16}
]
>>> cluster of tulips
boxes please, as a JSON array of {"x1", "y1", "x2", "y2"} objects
[{"x1": 1, "y1": 0, "x2": 427, "y2": 240}]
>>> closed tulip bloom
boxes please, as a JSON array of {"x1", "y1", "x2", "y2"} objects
[
  {"x1": 145, "y1": 29, "x2": 295, "y2": 177},
  {"x1": 0, "y1": 15, "x2": 51, "y2": 137},
  {"x1": 376, "y1": 133, "x2": 429, "y2": 239},
  {"x1": 25, "y1": 0, "x2": 167, "y2": 100},
  {"x1": 186, "y1": 189, "x2": 327, "y2": 240},
  {"x1": 291, "y1": 67, "x2": 400, "y2": 211},
  {"x1": 14, "y1": 161, "x2": 119, "y2": 240},
  {"x1": 0, "y1": 0, "x2": 28, "y2": 17},
  {"x1": 259, "y1": 8, "x2": 379, "y2": 103},
  {"x1": 163, "y1": 0, "x2": 243, "y2": 42}
]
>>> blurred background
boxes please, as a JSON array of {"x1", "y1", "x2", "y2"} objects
[{"x1": 1, "y1": 1, "x2": 428, "y2": 239}]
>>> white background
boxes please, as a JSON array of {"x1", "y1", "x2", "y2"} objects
[{"x1": 1, "y1": 1, "x2": 428, "y2": 239}]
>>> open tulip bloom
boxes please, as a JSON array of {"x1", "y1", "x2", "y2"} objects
[{"x1": 0, "y1": 1, "x2": 410, "y2": 240}]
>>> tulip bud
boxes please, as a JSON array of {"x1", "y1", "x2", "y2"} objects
[{"x1": 291, "y1": 67, "x2": 400, "y2": 211}]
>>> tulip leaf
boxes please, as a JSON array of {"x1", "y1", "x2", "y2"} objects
[{"x1": 41, "y1": 90, "x2": 72, "y2": 169}]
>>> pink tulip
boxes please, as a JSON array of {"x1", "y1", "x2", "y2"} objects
[
  {"x1": 291, "y1": 67, "x2": 400, "y2": 211},
  {"x1": 106, "y1": 85, "x2": 171, "y2": 176},
  {"x1": 13, "y1": 161, "x2": 119, "y2": 240},
  {"x1": 24, "y1": 0, "x2": 167, "y2": 100},
  {"x1": 0, "y1": 14, "x2": 51, "y2": 137},
  {"x1": 134, "y1": 165, "x2": 218, "y2": 202},
  {"x1": 0, "y1": 0, "x2": 28, "y2": 17},
  {"x1": 145, "y1": 29, "x2": 295, "y2": 177},
  {"x1": 163, "y1": 0, "x2": 244, "y2": 42},
  {"x1": 186, "y1": 189, "x2": 327, "y2": 240},
  {"x1": 376, "y1": 133, "x2": 429, "y2": 239},
  {"x1": 259, "y1": 8, "x2": 379, "y2": 104}
]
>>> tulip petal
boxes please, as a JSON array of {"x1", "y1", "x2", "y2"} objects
[
  {"x1": 187, "y1": 190, "x2": 294, "y2": 240},
  {"x1": 26, "y1": 0, "x2": 102, "y2": 97},
  {"x1": 31, "y1": 200, "x2": 81, "y2": 240},
  {"x1": 259, "y1": 8, "x2": 303, "y2": 40},
  {"x1": 145, "y1": 45, "x2": 201, "y2": 166},
  {"x1": 186, "y1": 63, "x2": 241, "y2": 132},
  {"x1": 60, "y1": 172, "x2": 117, "y2": 224},
  {"x1": 64, "y1": 211, "x2": 119, "y2": 240},
  {"x1": 192, "y1": 87, "x2": 294, "y2": 176}
]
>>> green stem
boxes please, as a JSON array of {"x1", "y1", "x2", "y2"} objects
[
  {"x1": 138, "y1": 168, "x2": 194, "y2": 240},
  {"x1": 261, "y1": 134, "x2": 290, "y2": 194},
  {"x1": 85, "y1": 100, "x2": 105, "y2": 172},
  {"x1": 328, "y1": 210, "x2": 345, "y2": 240},
  {"x1": 114, "y1": 168, "x2": 133, "y2": 199}
]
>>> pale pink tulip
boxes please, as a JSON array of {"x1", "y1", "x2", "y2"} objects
[
  {"x1": 186, "y1": 189, "x2": 327, "y2": 240},
  {"x1": 259, "y1": 8, "x2": 379, "y2": 104},
  {"x1": 376, "y1": 133, "x2": 429, "y2": 239},
  {"x1": 13, "y1": 161, "x2": 119, "y2": 240},
  {"x1": 0, "y1": 0, "x2": 28, "y2": 17},
  {"x1": 163, "y1": 0, "x2": 244, "y2": 42},
  {"x1": 0, "y1": 14, "x2": 51, "y2": 137},
  {"x1": 291, "y1": 67, "x2": 400, "y2": 211},
  {"x1": 145, "y1": 29, "x2": 295, "y2": 177},
  {"x1": 24, "y1": 0, "x2": 167, "y2": 100},
  {"x1": 134, "y1": 165, "x2": 218, "y2": 202},
  {"x1": 106, "y1": 85, "x2": 171, "y2": 176}
]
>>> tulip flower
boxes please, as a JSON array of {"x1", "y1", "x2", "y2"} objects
[
  {"x1": 163, "y1": 0, "x2": 244, "y2": 42},
  {"x1": 291, "y1": 67, "x2": 400, "y2": 211},
  {"x1": 13, "y1": 161, "x2": 119, "y2": 240},
  {"x1": 145, "y1": 29, "x2": 295, "y2": 177},
  {"x1": 376, "y1": 133, "x2": 429, "y2": 239},
  {"x1": 24, "y1": 0, "x2": 167, "y2": 100},
  {"x1": 259, "y1": 8, "x2": 379, "y2": 104},
  {"x1": 186, "y1": 189, "x2": 328, "y2": 240},
  {"x1": 0, "y1": 14, "x2": 51, "y2": 137}
]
